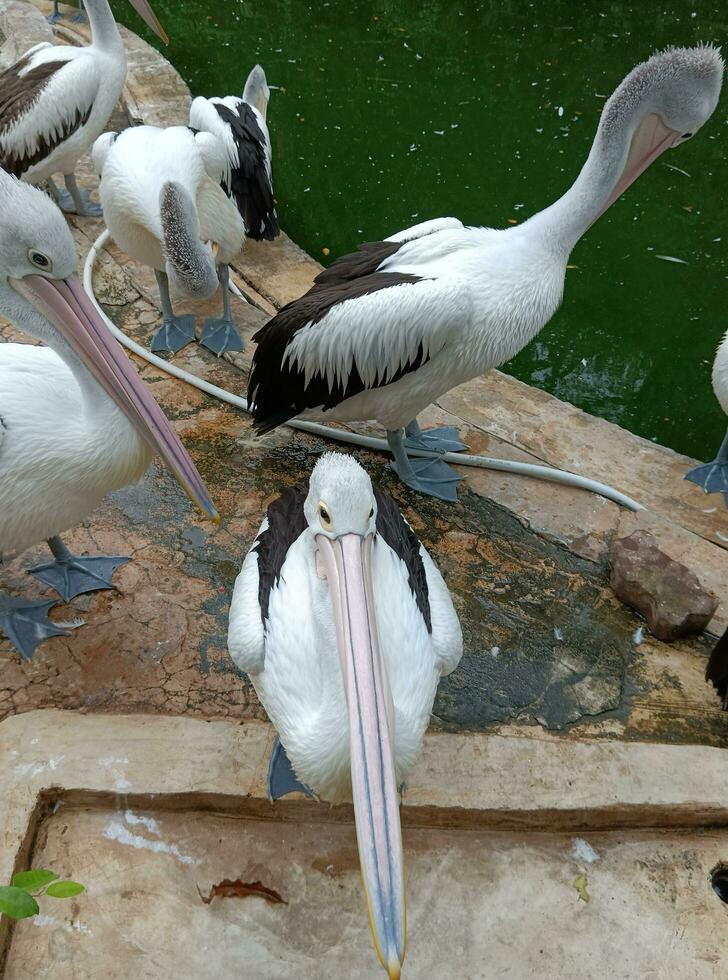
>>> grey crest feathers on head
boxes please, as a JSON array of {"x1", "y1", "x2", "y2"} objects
[
  {"x1": 0, "y1": 169, "x2": 76, "y2": 277},
  {"x1": 601, "y1": 43, "x2": 724, "y2": 138}
]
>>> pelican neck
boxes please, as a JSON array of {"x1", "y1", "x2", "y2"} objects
[{"x1": 84, "y1": 0, "x2": 124, "y2": 52}]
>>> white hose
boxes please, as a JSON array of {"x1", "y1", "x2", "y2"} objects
[{"x1": 83, "y1": 229, "x2": 643, "y2": 512}]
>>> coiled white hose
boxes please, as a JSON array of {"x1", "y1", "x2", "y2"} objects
[{"x1": 83, "y1": 229, "x2": 642, "y2": 512}]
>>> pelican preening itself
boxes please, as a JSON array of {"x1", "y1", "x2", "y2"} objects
[
  {"x1": 0, "y1": 0, "x2": 168, "y2": 217},
  {"x1": 95, "y1": 65, "x2": 277, "y2": 355},
  {"x1": 0, "y1": 171, "x2": 217, "y2": 659},
  {"x1": 228, "y1": 452, "x2": 462, "y2": 978},
  {"x1": 248, "y1": 45, "x2": 723, "y2": 501},
  {"x1": 685, "y1": 329, "x2": 728, "y2": 506}
]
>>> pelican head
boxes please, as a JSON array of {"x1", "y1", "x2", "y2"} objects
[
  {"x1": 159, "y1": 181, "x2": 219, "y2": 300},
  {"x1": 306, "y1": 453, "x2": 405, "y2": 980},
  {"x1": 243, "y1": 64, "x2": 271, "y2": 120},
  {"x1": 0, "y1": 170, "x2": 218, "y2": 523},
  {"x1": 596, "y1": 44, "x2": 724, "y2": 216}
]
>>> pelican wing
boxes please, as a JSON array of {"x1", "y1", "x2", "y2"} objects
[
  {"x1": 373, "y1": 485, "x2": 431, "y2": 632},
  {"x1": 227, "y1": 488, "x2": 308, "y2": 674},
  {"x1": 418, "y1": 544, "x2": 463, "y2": 676},
  {"x1": 386, "y1": 217, "x2": 465, "y2": 244},
  {"x1": 190, "y1": 95, "x2": 278, "y2": 241},
  {"x1": 0, "y1": 49, "x2": 99, "y2": 177},
  {"x1": 249, "y1": 239, "x2": 469, "y2": 432}
]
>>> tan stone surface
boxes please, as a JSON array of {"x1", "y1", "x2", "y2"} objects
[{"x1": 3, "y1": 712, "x2": 728, "y2": 978}]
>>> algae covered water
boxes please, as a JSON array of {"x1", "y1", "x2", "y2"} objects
[{"x1": 123, "y1": 0, "x2": 728, "y2": 460}]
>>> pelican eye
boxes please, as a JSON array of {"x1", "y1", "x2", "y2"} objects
[
  {"x1": 368, "y1": 506, "x2": 375, "y2": 520},
  {"x1": 28, "y1": 249, "x2": 52, "y2": 270},
  {"x1": 318, "y1": 502, "x2": 333, "y2": 530}
]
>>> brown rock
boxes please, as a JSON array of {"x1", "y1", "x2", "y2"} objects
[{"x1": 610, "y1": 530, "x2": 719, "y2": 641}]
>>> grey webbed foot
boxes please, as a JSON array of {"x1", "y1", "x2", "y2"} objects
[
  {"x1": 47, "y1": 9, "x2": 63, "y2": 22},
  {"x1": 29, "y1": 552, "x2": 129, "y2": 602},
  {"x1": 0, "y1": 597, "x2": 66, "y2": 660},
  {"x1": 685, "y1": 461, "x2": 728, "y2": 498},
  {"x1": 199, "y1": 318, "x2": 244, "y2": 355},
  {"x1": 268, "y1": 737, "x2": 315, "y2": 801},
  {"x1": 150, "y1": 315, "x2": 196, "y2": 354},
  {"x1": 404, "y1": 422, "x2": 467, "y2": 454},
  {"x1": 390, "y1": 456, "x2": 462, "y2": 502}
]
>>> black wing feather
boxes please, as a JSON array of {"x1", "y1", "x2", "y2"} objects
[
  {"x1": 373, "y1": 485, "x2": 431, "y2": 632},
  {"x1": 214, "y1": 102, "x2": 279, "y2": 241},
  {"x1": 252, "y1": 485, "x2": 308, "y2": 623},
  {"x1": 706, "y1": 627, "x2": 728, "y2": 709},
  {"x1": 248, "y1": 239, "x2": 426, "y2": 432}
]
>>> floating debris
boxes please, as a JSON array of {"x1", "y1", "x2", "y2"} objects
[
  {"x1": 663, "y1": 163, "x2": 691, "y2": 177},
  {"x1": 654, "y1": 254, "x2": 688, "y2": 264}
]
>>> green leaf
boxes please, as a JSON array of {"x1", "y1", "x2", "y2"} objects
[
  {"x1": 12, "y1": 869, "x2": 58, "y2": 892},
  {"x1": 46, "y1": 881, "x2": 85, "y2": 899},
  {"x1": 0, "y1": 886, "x2": 39, "y2": 919}
]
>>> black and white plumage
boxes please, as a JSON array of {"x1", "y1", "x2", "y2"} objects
[
  {"x1": 228, "y1": 452, "x2": 462, "y2": 978},
  {"x1": 249, "y1": 46, "x2": 723, "y2": 502},
  {"x1": 189, "y1": 64, "x2": 279, "y2": 242},
  {"x1": 0, "y1": 0, "x2": 167, "y2": 217},
  {"x1": 706, "y1": 628, "x2": 728, "y2": 709}
]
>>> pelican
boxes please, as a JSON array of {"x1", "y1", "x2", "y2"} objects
[
  {"x1": 685, "y1": 328, "x2": 728, "y2": 505},
  {"x1": 707, "y1": 627, "x2": 728, "y2": 709},
  {"x1": 248, "y1": 45, "x2": 723, "y2": 501},
  {"x1": 0, "y1": 0, "x2": 168, "y2": 217},
  {"x1": 228, "y1": 452, "x2": 462, "y2": 978},
  {"x1": 0, "y1": 170, "x2": 218, "y2": 660},
  {"x1": 189, "y1": 64, "x2": 279, "y2": 243},
  {"x1": 93, "y1": 125, "x2": 247, "y2": 354}
]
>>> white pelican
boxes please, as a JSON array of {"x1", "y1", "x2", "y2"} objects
[
  {"x1": 248, "y1": 45, "x2": 723, "y2": 501},
  {"x1": 686, "y1": 328, "x2": 728, "y2": 506},
  {"x1": 94, "y1": 124, "x2": 247, "y2": 354},
  {"x1": 228, "y1": 452, "x2": 462, "y2": 978},
  {"x1": 0, "y1": 0, "x2": 168, "y2": 217},
  {"x1": 0, "y1": 170, "x2": 217, "y2": 660},
  {"x1": 189, "y1": 64, "x2": 279, "y2": 243}
]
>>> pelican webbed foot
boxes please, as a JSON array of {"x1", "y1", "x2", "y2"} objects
[
  {"x1": 268, "y1": 737, "x2": 315, "y2": 801},
  {"x1": 0, "y1": 596, "x2": 66, "y2": 660},
  {"x1": 387, "y1": 429, "x2": 462, "y2": 502},
  {"x1": 56, "y1": 175, "x2": 102, "y2": 218},
  {"x1": 199, "y1": 264, "x2": 244, "y2": 355},
  {"x1": 150, "y1": 315, "x2": 196, "y2": 354},
  {"x1": 686, "y1": 428, "x2": 728, "y2": 505},
  {"x1": 403, "y1": 418, "x2": 468, "y2": 454},
  {"x1": 29, "y1": 537, "x2": 128, "y2": 602}
]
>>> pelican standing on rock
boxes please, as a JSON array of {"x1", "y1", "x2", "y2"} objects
[
  {"x1": 94, "y1": 124, "x2": 247, "y2": 354},
  {"x1": 190, "y1": 64, "x2": 279, "y2": 243},
  {"x1": 686, "y1": 328, "x2": 728, "y2": 505},
  {"x1": 0, "y1": 0, "x2": 168, "y2": 216},
  {"x1": 0, "y1": 171, "x2": 217, "y2": 659},
  {"x1": 228, "y1": 452, "x2": 462, "y2": 979},
  {"x1": 248, "y1": 45, "x2": 723, "y2": 501}
]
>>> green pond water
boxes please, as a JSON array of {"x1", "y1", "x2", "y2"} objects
[{"x1": 123, "y1": 0, "x2": 728, "y2": 461}]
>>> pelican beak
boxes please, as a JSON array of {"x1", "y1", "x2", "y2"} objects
[
  {"x1": 128, "y1": 0, "x2": 169, "y2": 45},
  {"x1": 316, "y1": 532, "x2": 405, "y2": 980},
  {"x1": 9, "y1": 272, "x2": 219, "y2": 524},
  {"x1": 595, "y1": 112, "x2": 680, "y2": 222}
]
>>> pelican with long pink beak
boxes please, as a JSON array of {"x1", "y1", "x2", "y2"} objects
[
  {"x1": 0, "y1": 171, "x2": 217, "y2": 659},
  {"x1": 228, "y1": 452, "x2": 463, "y2": 977}
]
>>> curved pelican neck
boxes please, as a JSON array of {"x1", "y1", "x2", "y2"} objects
[
  {"x1": 526, "y1": 103, "x2": 640, "y2": 257},
  {"x1": 84, "y1": 0, "x2": 124, "y2": 52}
]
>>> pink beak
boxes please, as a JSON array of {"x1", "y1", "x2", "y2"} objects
[
  {"x1": 10, "y1": 273, "x2": 218, "y2": 524},
  {"x1": 316, "y1": 532, "x2": 406, "y2": 980},
  {"x1": 128, "y1": 0, "x2": 169, "y2": 45},
  {"x1": 593, "y1": 112, "x2": 680, "y2": 224}
]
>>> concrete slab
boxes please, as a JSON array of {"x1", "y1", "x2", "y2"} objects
[{"x1": 3, "y1": 712, "x2": 728, "y2": 979}]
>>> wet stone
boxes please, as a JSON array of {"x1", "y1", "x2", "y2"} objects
[{"x1": 610, "y1": 530, "x2": 719, "y2": 642}]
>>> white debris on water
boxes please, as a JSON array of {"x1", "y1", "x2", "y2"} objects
[
  {"x1": 633, "y1": 626, "x2": 645, "y2": 645},
  {"x1": 654, "y1": 254, "x2": 688, "y2": 264},
  {"x1": 572, "y1": 838, "x2": 599, "y2": 864},
  {"x1": 557, "y1": 105, "x2": 564, "y2": 117},
  {"x1": 663, "y1": 163, "x2": 691, "y2": 177}
]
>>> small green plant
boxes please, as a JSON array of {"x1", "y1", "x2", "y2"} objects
[{"x1": 0, "y1": 869, "x2": 85, "y2": 921}]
